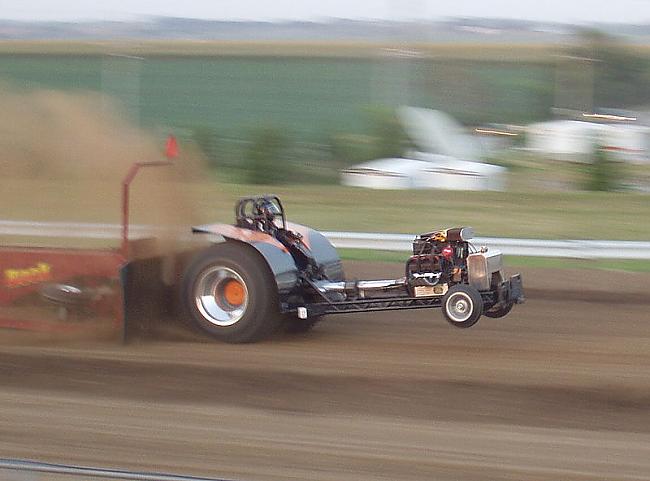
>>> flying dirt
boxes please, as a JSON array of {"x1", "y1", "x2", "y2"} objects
[
  {"x1": 0, "y1": 86, "x2": 214, "y2": 341},
  {"x1": 0, "y1": 262, "x2": 649, "y2": 481},
  {"x1": 0, "y1": 85, "x2": 208, "y2": 230}
]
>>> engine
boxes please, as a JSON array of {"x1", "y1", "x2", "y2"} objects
[
  {"x1": 311, "y1": 225, "x2": 505, "y2": 301},
  {"x1": 406, "y1": 227, "x2": 474, "y2": 297}
]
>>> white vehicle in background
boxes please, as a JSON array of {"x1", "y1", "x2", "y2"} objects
[
  {"x1": 526, "y1": 120, "x2": 606, "y2": 161},
  {"x1": 526, "y1": 111, "x2": 650, "y2": 164},
  {"x1": 341, "y1": 106, "x2": 507, "y2": 191}
]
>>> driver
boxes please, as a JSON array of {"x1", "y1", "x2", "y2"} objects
[{"x1": 256, "y1": 199, "x2": 282, "y2": 232}]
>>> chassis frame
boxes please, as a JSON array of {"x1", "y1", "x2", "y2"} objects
[{"x1": 294, "y1": 274, "x2": 524, "y2": 317}]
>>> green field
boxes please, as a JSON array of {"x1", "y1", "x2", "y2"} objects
[
  {"x1": 3, "y1": 179, "x2": 649, "y2": 240},
  {"x1": 0, "y1": 41, "x2": 648, "y2": 253},
  {"x1": 213, "y1": 184, "x2": 650, "y2": 240},
  {"x1": 0, "y1": 42, "x2": 555, "y2": 142},
  {"x1": 3, "y1": 179, "x2": 649, "y2": 273},
  {"x1": 0, "y1": 41, "x2": 559, "y2": 59}
]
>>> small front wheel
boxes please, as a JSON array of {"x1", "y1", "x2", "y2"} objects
[{"x1": 442, "y1": 284, "x2": 483, "y2": 328}]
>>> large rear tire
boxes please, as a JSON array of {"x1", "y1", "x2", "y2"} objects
[
  {"x1": 182, "y1": 242, "x2": 281, "y2": 343},
  {"x1": 442, "y1": 284, "x2": 483, "y2": 329}
]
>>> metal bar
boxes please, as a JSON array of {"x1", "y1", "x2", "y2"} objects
[
  {"x1": 121, "y1": 166, "x2": 134, "y2": 257},
  {"x1": 121, "y1": 160, "x2": 173, "y2": 259},
  {"x1": 0, "y1": 458, "x2": 237, "y2": 481},
  {"x1": 0, "y1": 221, "x2": 168, "y2": 240},
  {"x1": 310, "y1": 295, "x2": 443, "y2": 315}
]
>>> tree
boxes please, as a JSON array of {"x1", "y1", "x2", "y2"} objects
[
  {"x1": 584, "y1": 147, "x2": 622, "y2": 192},
  {"x1": 573, "y1": 29, "x2": 650, "y2": 109},
  {"x1": 243, "y1": 127, "x2": 290, "y2": 185}
]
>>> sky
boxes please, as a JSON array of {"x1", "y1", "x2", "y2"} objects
[{"x1": 2, "y1": 0, "x2": 650, "y2": 24}]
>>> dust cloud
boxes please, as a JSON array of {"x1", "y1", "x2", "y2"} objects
[
  {"x1": 0, "y1": 86, "x2": 215, "y2": 343},
  {"x1": 0, "y1": 86, "x2": 211, "y2": 253}
]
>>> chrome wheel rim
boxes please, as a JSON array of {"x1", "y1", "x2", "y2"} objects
[
  {"x1": 446, "y1": 292, "x2": 473, "y2": 323},
  {"x1": 194, "y1": 266, "x2": 248, "y2": 327}
]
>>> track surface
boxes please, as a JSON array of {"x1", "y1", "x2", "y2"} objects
[{"x1": 1, "y1": 263, "x2": 650, "y2": 481}]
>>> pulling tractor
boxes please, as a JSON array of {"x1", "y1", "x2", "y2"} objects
[{"x1": 183, "y1": 195, "x2": 524, "y2": 343}]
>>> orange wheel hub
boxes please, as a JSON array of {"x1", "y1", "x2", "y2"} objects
[{"x1": 223, "y1": 279, "x2": 245, "y2": 306}]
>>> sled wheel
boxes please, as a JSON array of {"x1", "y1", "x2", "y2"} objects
[
  {"x1": 284, "y1": 316, "x2": 321, "y2": 334},
  {"x1": 182, "y1": 242, "x2": 280, "y2": 343},
  {"x1": 442, "y1": 284, "x2": 483, "y2": 329},
  {"x1": 484, "y1": 301, "x2": 514, "y2": 319}
]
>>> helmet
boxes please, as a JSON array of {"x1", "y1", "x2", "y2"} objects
[{"x1": 258, "y1": 199, "x2": 281, "y2": 221}]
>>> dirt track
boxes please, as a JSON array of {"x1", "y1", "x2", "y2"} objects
[{"x1": 1, "y1": 263, "x2": 650, "y2": 481}]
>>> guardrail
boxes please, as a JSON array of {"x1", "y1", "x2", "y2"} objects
[
  {"x1": 0, "y1": 458, "x2": 235, "y2": 481},
  {"x1": 322, "y1": 231, "x2": 650, "y2": 259},
  {"x1": 2, "y1": 220, "x2": 650, "y2": 259},
  {"x1": 0, "y1": 220, "x2": 155, "y2": 240}
]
